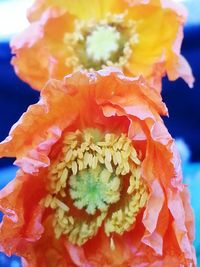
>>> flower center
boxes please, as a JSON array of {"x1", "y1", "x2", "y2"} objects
[
  {"x1": 64, "y1": 13, "x2": 138, "y2": 71},
  {"x1": 43, "y1": 129, "x2": 148, "y2": 247},
  {"x1": 86, "y1": 25, "x2": 120, "y2": 62},
  {"x1": 69, "y1": 166, "x2": 120, "y2": 215}
]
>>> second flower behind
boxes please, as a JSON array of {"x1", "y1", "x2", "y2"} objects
[{"x1": 11, "y1": 0, "x2": 194, "y2": 90}]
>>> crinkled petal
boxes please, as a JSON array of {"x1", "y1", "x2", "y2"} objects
[
  {"x1": 0, "y1": 80, "x2": 78, "y2": 171},
  {"x1": 0, "y1": 170, "x2": 45, "y2": 256},
  {"x1": 142, "y1": 180, "x2": 164, "y2": 235},
  {"x1": 168, "y1": 189, "x2": 195, "y2": 261},
  {"x1": 28, "y1": 0, "x2": 125, "y2": 21}
]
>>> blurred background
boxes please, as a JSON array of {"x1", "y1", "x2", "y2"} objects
[{"x1": 0, "y1": 0, "x2": 199, "y2": 266}]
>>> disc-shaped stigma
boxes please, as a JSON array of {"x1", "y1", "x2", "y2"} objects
[
  {"x1": 86, "y1": 25, "x2": 120, "y2": 62},
  {"x1": 69, "y1": 166, "x2": 120, "y2": 215}
]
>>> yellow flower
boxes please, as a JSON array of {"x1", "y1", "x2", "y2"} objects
[{"x1": 11, "y1": 0, "x2": 194, "y2": 90}]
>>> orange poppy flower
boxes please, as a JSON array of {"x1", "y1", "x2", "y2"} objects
[
  {"x1": 11, "y1": 0, "x2": 194, "y2": 91},
  {"x1": 0, "y1": 69, "x2": 196, "y2": 266}
]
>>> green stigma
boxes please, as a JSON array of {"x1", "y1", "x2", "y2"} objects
[{"x1": 69, "y1": 165, "x2": 121, "y2": 215}]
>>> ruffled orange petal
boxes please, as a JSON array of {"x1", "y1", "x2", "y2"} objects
[
  {"x1": 0, "y1": 79, "x2": 78, "y2": 172},
  {"x1": 0, "y1": 170, "x2": 46, "y2": 256},
  {"x1": 28, "y1": 0, "x2": 126, "y2": 22},
  {"x1": 140, "y1": 116, "x2": 195, "y2": 265},
  {"x1": 168, "y1": 189, "x2": 195, "y2": 261},
  {"x1": 0, "y1": 69, "x2": 176, "y2": 179},
  {"x1": 11, "y1": 8, "x2": 75, "y2": 91},
  {"x1": 28, "y1": 0, "x2": 68, "y2": 22},
  {"x1": 167, "y1": 54, "x2": 194, "y2": 88},
  {"x1": 11, "y1": 22, "x2": 49, "y2": 90},
  {"x1": 21, "y1": 216, "x2": 75, "y2": 267},
  {"x1": 64, "y1": 228, "x2": 133, "y2": 266}
]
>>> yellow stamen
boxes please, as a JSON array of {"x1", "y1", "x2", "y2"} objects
[
  {"x1": 104, "y1": 178, "x2": 148, "y2": 236},
  {"x1": 110, "y1": 237, "x2": 115, "y2": 251}
]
